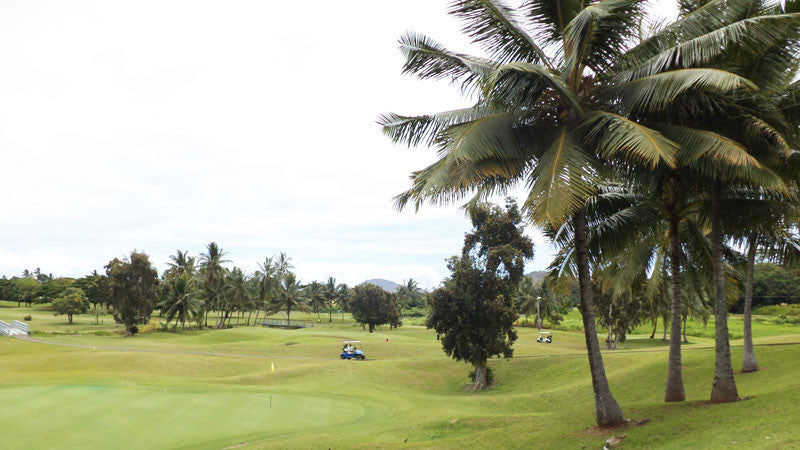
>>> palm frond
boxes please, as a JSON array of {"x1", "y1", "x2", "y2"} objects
[
  {"x1": 525, "y1": 127, "x2": 596, "y2": 225},
  {"x1": 448, "y1": 0, "x2": 549, "y2": 64},
  {"x1": 378, "y1": 106, "x2": 494, "y2": 148},
  {"x1": 523, "y1": 0, "x2": 588, "y2": 50},
  {"x1": 581, "y1": 111, "x2": 678, "y2": 169},
  {"x1": 615, "y1": 12, "x2": 800, "y2": 82},
  {"x1": 399, "y1": 31, "x2": 496, "y2": 91},
  {"x1": 485, "y1": 62, "x2": 581, "y2": 111},
  {"x1": 607, "y1": 68, "x2": 756, "y2": 113}
]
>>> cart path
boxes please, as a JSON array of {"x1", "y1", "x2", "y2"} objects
[{"x1": 10, "y1": 333, "x2": 800, "y2": 362}]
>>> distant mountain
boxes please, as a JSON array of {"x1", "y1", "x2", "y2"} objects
[
  {"x1": 525, "y1": 271, "x2": 548, "y2": 283},
  {"x1": 362, "y1": 278, "x2": 402, "y2": 292}
]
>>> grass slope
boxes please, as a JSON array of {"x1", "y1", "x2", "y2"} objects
[{"x1": 1, "y1": 305, "x2": 798, "y2": 449}]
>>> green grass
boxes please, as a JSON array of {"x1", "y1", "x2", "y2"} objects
[{"x1": 1, "y1": 305, "x2": 799, "y2": 449}]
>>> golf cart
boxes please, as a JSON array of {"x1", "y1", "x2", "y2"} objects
[
  {"x1": 340, "y1": 340, "x2": 365, "y2": 360},
  {"x1": 536, "y1": 331, "x2": 552, "y2": 344}
]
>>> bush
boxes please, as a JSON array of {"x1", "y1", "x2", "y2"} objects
[{"x1": 23, "y1": 315, "x2": 32, "y2": 321}]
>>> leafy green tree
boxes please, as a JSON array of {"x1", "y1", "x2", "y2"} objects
[
  {"x1": 428, "y1": 200, "x2": 532, "y2": 390},
  {"x1": 10, "y1": 277, "x2": 40, "y2": 307},
  {"x1": 223, "y1": 267, "x2": 253, "y2": 327},
  {"x1": 350, "y1": 283, "x2": 396, "y2": 333},
  {"x1": 106, "y1": 251, "x2": 160, "y2": 335},
  {"x1": 52, "y1": 287, "x2": 89, "y2": 325},
  {"x1": 38, "y1": 277, "x2": 76, "y2": 304}
]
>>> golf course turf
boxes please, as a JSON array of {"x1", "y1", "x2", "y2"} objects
[{"x1": 1, "y1": 304, "x2": 798, "y2": 449}]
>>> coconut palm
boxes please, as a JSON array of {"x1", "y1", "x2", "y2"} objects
[
  {"x1": 165, "y1": 250, "x2": 196, "y2": 280},
  {"x1": 380, "y1": 0, "x2": 798, "y2": 425},
  {"x1": 324, "y1": 277, "x2": 338, "y2": 322},
  {"x1": 272, "y1": 273, "x2": 310, "y2": 326},
  {"x1": 157, "y1": 274, "x2": 202, "y2": 330},
  {"x1": 223, "y1": 267, "x2": 253, "y2": 327},
  {"x1": 305, "y1": 281, "x2": 326, "y2": 320},
  {"x1": 337, "y1": 283, "x2": 351, "y2": 323},
  {"x1": 253, "y1": 257, "x2": 279, "y2": 326},
  {"x1": 726, "y1": 187, "x2": 800, "y2": 372},
  {"x1": 396, "y1": 278, "x2": 423, "y2": 317},
  {"x1": 198, "y1": 242, "x2": 230, "y2": 328}
]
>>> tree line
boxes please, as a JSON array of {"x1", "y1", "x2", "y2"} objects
[{"x1": 0, "y1": 245, "x2": 427, "y2": 334}]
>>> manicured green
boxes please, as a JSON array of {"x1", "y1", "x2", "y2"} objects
[{"x1": 1, "y1": 304, "x2": 798, "y2": 448}]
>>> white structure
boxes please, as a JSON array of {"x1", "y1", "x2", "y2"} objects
[{"x1": 0, "y1": 320, "x2": 29, "y2": 336}]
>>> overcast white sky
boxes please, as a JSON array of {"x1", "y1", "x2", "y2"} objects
[{"x1": 0, "y1": 1, "x2": 678, "y2": 288}]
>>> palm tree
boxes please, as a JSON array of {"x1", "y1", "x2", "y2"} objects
[
  {"x1": 380, "y1": 0, "x2": 795, "y2": 425},
  {"x1": 224, "y1": 267, "x2": 252, "y2": 327},
  {"x1": 157, "y1": 274, "x2": 202, "y2": 329},
  {"x1": 324, "y1": 277, "x2": 338, "y2": 322},
  {"x1": 396, "y1": 278, "x2": 423, "y2": 317},
  {"x1": 726, "y1": 188, "x2": 800, "y2": 372},
  {"x1": 514, "y1": 276, "x2": 538, "y2": 325},
  {"x1": 165, "y1": 250, "x2": 196, "y2": 281},
  {"x1": 337, "y1": 283, "x2": 351, "y2": 323},
  {"x1": 198, "y1": 242, "x2": 229, "y2": 328},
  {"x1": 253, "y1": 257, "x2": 279, "y2": 326},
  {"x1": 272, "y1": 273, "x2": 309, "y2": 325},
  {"x1": 305, "y1": 281, "x2": 326, "y2": 320}
]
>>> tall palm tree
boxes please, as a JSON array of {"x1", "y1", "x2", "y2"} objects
[
  {"x1": 223, "y1": 267, "x2": 252, "y2": 327},
  {"x1": 324, "y1": 277, "x2": 338, "y2": 322},
  {"x1": 380, "y1": 0, "x2": 795, "y2": 425},
  {"x1": 726, "y1": 187, "x2": 800, "y2": 372},
  {"x1": 253, "y1": 257, "x2": 279, "y2": 326},
  {"x1": 198, "y1": 242, "x2": 229, "y2": 328},
  {"x1": 337, "y1": 283, "x2": 351, "y2": 323},
  {"x1": 157, "y1": 274, "x2": 202, "y2": 330},
  {"x1": 305, "y1": 281, "x2": 326, "y2": 320},
  {"x1": 272, "y1": 273, "x2": 309, "y2": 326},
  {"x1": 165, "y1": 250, "x2": 196, "y2": 281}
]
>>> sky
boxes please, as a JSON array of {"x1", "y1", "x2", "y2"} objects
[{"x1": 0, "y1": 1, "x2": 678, "y2": 288}]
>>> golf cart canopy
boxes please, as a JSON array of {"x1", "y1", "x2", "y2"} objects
[
  {"x1": 343, "y1": 340, "x2": 361, "y2": 345},
  {"x1": 538, "y1": 331, "x2": 551, "y2": 335}
]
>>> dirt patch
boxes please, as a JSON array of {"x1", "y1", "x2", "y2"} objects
[{"x1": 579, "y1": 418, "x2": 650, "y2": 437}]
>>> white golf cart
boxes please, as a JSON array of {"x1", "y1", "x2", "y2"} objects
[{"x1": 536, "y1": 331, "x2": 552, "y2": 344}]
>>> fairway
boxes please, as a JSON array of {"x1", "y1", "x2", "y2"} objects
[{"x1": 1, "y1": 307, "x2": 799, "y2": 449}]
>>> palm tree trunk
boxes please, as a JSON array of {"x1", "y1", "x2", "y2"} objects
[
  {"x1": 710, "y1": 183, "x2": 739, "y2": 402},
  {"x1": 650, "y1": 316, "x2": 657, "y2": 339},
  {"x1": 665, "y1": 211, "x2": 685, "y2": 402},
  {"x1": 742, "y1": 235, "x2": 759, "y2": 372},
  {"x1": 682, "y1": 314, "x2": 688, "y2": 344},
  {"x1": 286, "y1": 306, "x2": 291, "y2": 326},
  {"x1": 329, "y1": 307, "x2": 332, "y2": 323},
  {"x1": 573, "y1": 210, "x2": 624, "y2": 427}
]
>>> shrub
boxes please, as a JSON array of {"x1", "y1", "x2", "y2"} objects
[{"x1": 23, "y1": 315, "x2": 32, "y2": 321}]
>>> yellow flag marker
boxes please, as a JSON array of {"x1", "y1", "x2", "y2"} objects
[{"x1": 271, "y1": 362, "x2": 275, "y2": 372}]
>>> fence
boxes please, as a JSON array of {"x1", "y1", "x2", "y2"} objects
[
  {"x1": 258, "y1": 318, "x2": 313, "y2": 329},
  {"x1": 0, "y1": 320, "x2": 9, "y2": 336}
]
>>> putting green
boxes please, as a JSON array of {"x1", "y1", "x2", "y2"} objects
[{"x1": 0, "y1": 384, "x2": 363, "y2": 449}]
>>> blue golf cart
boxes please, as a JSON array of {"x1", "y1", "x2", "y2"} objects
[{"x1": 340, "y1": 340, "x2": 365, "y2": 360}]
